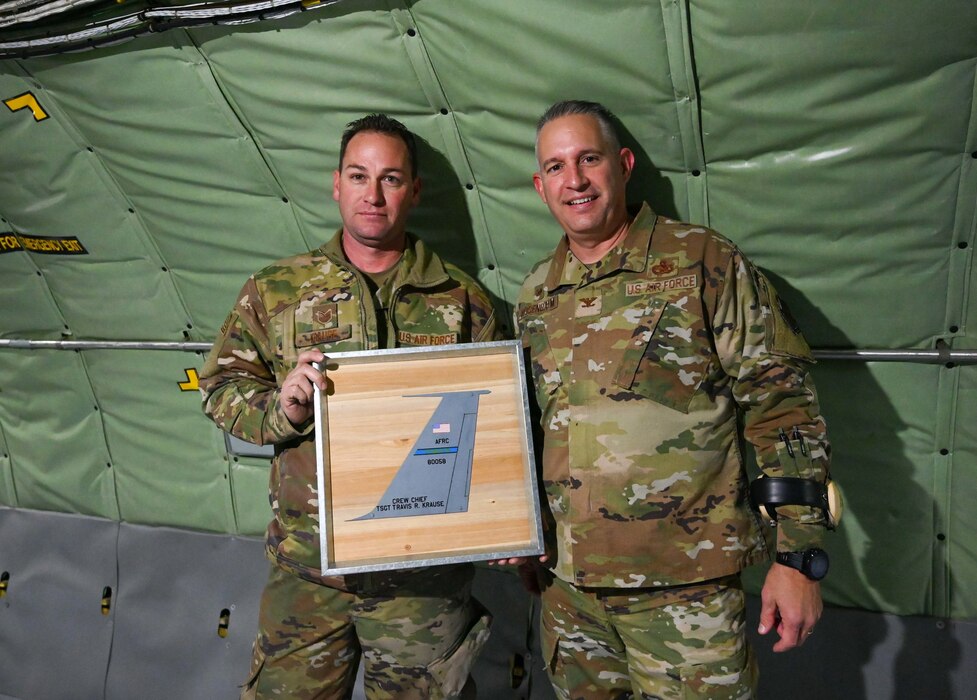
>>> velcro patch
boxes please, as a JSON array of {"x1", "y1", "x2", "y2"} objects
[
  {"x1": 312, "y1": 303, "x2": 338, "y2": 329},
  {"x1": 626, "y1": 274, "x2": 698, "y2": 296},
  {"x1": 753, "y1": 270, "x2": 813, "y2": 361},
  {"x1": 575, "y1": 295, "x2": 602, "y2": 317}
]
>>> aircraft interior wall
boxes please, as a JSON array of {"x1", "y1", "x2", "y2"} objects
[{"x1": 0, "y1": 0, "x2": 975, "y2": 697}]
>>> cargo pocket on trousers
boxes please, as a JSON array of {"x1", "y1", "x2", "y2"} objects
[
  {"x1": 677, "y1": 642, "x2": 754, "y2": 700},
  {"x1": 540, "y1": 620, "x2": 560, "y2": 675},
  {"x1": 426, "y1": 607, "x2": 492, "y2": 697},
  {"x1": 675, "y1": 585, "x2": 756, "y2": 699},
  {"x1": 539, "y1": 623, "x2": 573, "y2": 697}
]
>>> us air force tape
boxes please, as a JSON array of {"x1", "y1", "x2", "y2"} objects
[{"x1": 750, "y1": 476, "x2": 843, "y2": 530}]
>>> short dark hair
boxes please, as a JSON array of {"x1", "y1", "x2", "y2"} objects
[
  {"x1": 535, "y1": 100, "x2": 621, "y2": 160},
  {"x1": 339, "y1": 113, "x2": 418, "y2": 178}
]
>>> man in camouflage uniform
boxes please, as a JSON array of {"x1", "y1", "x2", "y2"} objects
[
  {"x1": 515, "y1": 100, "x2": 832, "y2": 699},
  {"x1": 200, "y1": 114, "x2": 499, "y2": 699}
]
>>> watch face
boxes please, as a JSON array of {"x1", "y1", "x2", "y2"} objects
[{"x1": 806, "y1": 549, "x2": 830, "y2": 580}]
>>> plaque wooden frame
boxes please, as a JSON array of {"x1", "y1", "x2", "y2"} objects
[{"x1": 313, "y1": 340, "x2": 543, "y2": 575}]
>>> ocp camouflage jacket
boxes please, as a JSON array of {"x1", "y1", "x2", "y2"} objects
[
  {"x1": 200, "y1": 230, "x2": 499, "y2": 585},
  {"x1": 516, "y1": 203, "x2": 831, "y2": 588}
]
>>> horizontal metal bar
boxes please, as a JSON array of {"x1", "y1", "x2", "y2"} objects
[
  {"x1": 1, "y1": 339, "x2": 975, "y2": 363},
  {"x1": 0, "y1": 339, "x2": 212, "y2": 351},
  {"x1": 812, "y1": 349, "x2": 977, "y2": 364}
]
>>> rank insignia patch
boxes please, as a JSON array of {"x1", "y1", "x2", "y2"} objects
[
  {"x1": 312, "y1": 303, "x2": 338, "y2": 329},
  {"x1": 575, "y1": 296, "x2": 602, "y2": 317}
]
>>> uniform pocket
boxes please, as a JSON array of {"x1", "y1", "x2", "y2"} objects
[
  {"x1": 612, "y1": 297, "x2": 667, "y2": 389},
  {"x1": 426, "y1": 608, "x2": 492, "y2": 698},
  {"x1": 272, "y1": 289, "x2": 357, "y2": 366},
  {"x1": 539, "y1": 610, "x2": 561, "y2": 676},
  {"x1": 394, "y1": 291, "x2": 468, "y2": 346},
  {"x1": 612, "y1": 300, "x2": 710, "y2": 414},
  {"x1": 675, "y1": 585, "x2": 756, "y2": 699},
  {"x1": 293, "y1": 293, "x2": 352, "y2": 350}
]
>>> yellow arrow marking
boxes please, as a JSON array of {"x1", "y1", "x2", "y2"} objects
[
  {"x1": 4, "y1": 92, "x2": 49, "y2": 122},
  {"x1": 179, "y1": 368, "x2": 199, "y2": 391}
]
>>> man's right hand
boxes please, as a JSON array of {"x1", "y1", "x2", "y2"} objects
[{"x1": 280, "y1": 349, "x2": 327, "y2": 427}]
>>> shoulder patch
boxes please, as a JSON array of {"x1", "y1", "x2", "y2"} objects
[{"x1": 753, "y1": 270, "x2": 813, "y2": 362}]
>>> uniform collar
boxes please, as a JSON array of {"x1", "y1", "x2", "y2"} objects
[
  {"x1": 319, "y1": 229, "x2": 450, "y2": 289},
  {"x1": 541, "y1": 202, "x2": 657, "y2": 293}
]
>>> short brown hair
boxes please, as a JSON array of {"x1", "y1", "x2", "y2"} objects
[{"x1": 339, "y1": 113, "x2": 418, "y2": 178}]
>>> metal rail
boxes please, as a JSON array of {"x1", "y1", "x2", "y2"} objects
[
  {"x1": 1, "y1": 339, "x2": 976, "y2": 363},
  {"x1": 0, "y1": 339, "x2": 212, "y2": 351},
  {"x1": 812, "y1": 349, "x2": 977, "y2": 364}
]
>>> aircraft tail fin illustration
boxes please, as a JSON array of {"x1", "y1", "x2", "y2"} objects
[{"x1": 351, "y1": 390, "x2": 490, "y2": 521}]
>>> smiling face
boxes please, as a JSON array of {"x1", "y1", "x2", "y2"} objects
[
  {"x1": 533, "y1": 113, "x2": 634, "y2": 247},
  {"x1": 333, "y1": 130, "x2": 420, "y2": 253}
]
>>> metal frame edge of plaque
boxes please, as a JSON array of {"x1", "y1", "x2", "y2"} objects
[{"x1": 313, "y1": 339, "x2": 544, "y2": 576}]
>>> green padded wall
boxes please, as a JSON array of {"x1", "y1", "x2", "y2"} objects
[{"x1": 1, "y1": 0, "x2": 975, "y2": 622}]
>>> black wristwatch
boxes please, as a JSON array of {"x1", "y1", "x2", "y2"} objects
[{"x1": 776, "y1": 548, "x2": 829, "y2": 581}]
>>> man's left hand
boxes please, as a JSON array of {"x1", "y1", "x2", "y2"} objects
[
  {"x1": 757, "y1": 563, "x2": 823, "y2": 652},
  {"x1": 486, "y1": 556, "x2": 547, "y2": 595}
]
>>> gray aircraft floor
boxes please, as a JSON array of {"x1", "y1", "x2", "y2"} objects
[{"x1": 1, "y1": 507, "x2": 975, "y2": 699}]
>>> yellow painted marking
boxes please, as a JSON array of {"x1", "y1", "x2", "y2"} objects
[
  {"x1": 4, "y1": 92, "x2": 49, "y2": 122},
  {"x1": 179, "y1": 368, "x2": 199, "y2": 391},
  {"x1": 217, "y1": 608, "x2": 230, "y2": 638}
]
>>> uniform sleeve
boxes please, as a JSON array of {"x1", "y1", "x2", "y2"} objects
[
  {"x1": 199, "y1": 277, "x2": 311, "y2": 446},
  {"x1": 710, "y1": 246, "x2": 831, "y2": 552}
]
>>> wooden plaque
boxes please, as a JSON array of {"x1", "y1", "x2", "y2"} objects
[{"x1": 313, "y1": 340, "x2": 543, "y2": 575}]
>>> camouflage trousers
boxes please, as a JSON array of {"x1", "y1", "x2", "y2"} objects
[
  {"x1": 539, "y1": 574, "x2": 757, "y2": 700},
  {"x1": 242, "y1": 563, "x2": 491, "y2": 700}
]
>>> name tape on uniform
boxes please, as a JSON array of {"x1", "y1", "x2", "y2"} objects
[{"x1": 626, "y1": 274, "x2": 697, "y2": 296}]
